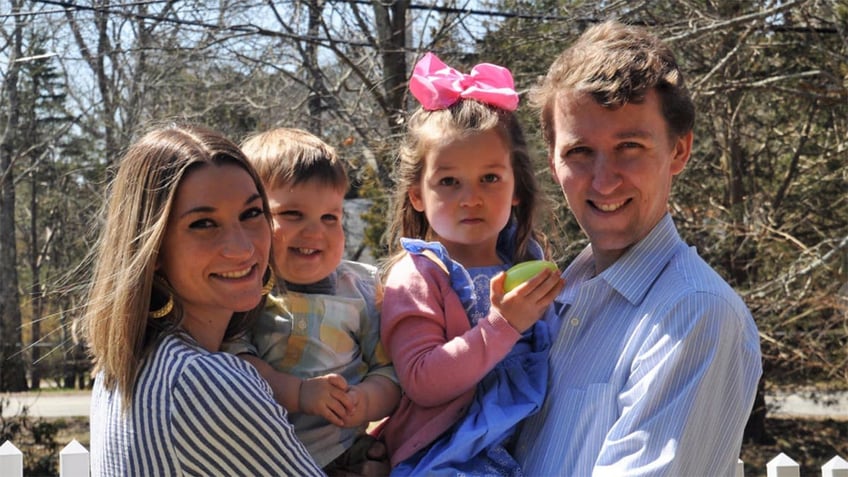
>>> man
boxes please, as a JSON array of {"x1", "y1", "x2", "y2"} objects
[{"x1": 514, "y1": 20, "x2": 762, "y2": 476}]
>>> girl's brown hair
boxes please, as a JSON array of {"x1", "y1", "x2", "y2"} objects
[{"x1": 385, "y1": 100, "x2": 544, "y2": 270}]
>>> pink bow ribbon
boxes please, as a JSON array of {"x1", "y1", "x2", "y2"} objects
[{"x1": 409, "y1": 52, "x2": 519, "y2": 112}]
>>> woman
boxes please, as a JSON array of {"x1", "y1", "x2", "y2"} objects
[{"x1": 78, "y1": 124, "x2": 324, "y2": 476}]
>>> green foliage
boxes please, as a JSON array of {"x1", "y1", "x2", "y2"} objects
[{"x1": 357, "y1": 166, "x2": 390, "y2": 262}]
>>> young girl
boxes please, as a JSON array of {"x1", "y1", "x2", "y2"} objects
[{"x1": 379, "y1": 53, "x2": 565, "y2": 476}]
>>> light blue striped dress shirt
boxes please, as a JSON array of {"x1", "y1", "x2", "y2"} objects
[
  {"x1": 515, "y1": 214, "x2": 761, "y2": 477},
  {"x1": 90, "y1": 333, "x2": 324, "y2": 476}
]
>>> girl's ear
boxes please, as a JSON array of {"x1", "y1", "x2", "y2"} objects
[{"x1": 409, "y1": 185, "x2": 426, "y2": 212}]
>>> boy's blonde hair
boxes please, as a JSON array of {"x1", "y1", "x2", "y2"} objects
[{"x1": 241, "y1": 127, "x2": 349, "y2": 193}]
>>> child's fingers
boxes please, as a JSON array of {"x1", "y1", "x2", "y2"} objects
[
  {"x1": 325, "y1": 388, "x2": 354, "y2": 422},
  {"x1": 319, "y1": 400, "x2": 346, "y2": 426},
  {"x1": 545, "y1": 274, "x2": 566, "y2": 300},
  {"x1": 490, "y1": 272, "x2": 507, "y2": 300},
  {"x1": 533, "y1": 271, "x2": 564, "y2": 297},
  {"x1": 325, "y1": 373, "x2": 349, "y2": 390},
  {"x1": 345, "y1": 386, "x2": 361, "y2": 408},
  {"x1": 527, "y1": 273, "x2": 564, "y2": 308},
  {"x1": 335, "y1": 388, "x2": 357, "y2": 414}
]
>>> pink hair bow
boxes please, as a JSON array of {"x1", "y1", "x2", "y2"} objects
[{"x1": 409, "y1": 52, "x2": 519, "y2": 112}]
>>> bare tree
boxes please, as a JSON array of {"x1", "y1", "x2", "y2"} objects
[{"x1": 0, "y1": 0, "x2": 29, "y2": 392}]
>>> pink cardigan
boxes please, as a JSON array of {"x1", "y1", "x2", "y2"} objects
[{"x1": 380, "y1": 253, "x2": 521, "y2": 466}]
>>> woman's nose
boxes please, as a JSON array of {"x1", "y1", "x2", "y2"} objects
[{"x1": 221, "y1": 226, "x2": 255, "y2": 258}]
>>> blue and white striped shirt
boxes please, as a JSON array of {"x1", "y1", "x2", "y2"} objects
[
  {"x1": 515, "y1": 214, "x2": 761, "y2": 477},
  {"x1": 90, "y1": 333, "x2": 324, "y2": 476}
]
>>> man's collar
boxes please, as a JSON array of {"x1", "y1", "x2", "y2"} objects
[{"x1": 559, "y1": 214, "x2": 685, "y2": 306}]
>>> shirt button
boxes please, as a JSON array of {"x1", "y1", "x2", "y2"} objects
[
  {"x1": 570, "y1": 317, "x2": 580, "y2": 327},
  {"x1": 297, "y1": 320, "x2": 307, "y2": 330}
]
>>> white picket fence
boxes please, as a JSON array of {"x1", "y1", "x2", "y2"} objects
[
  {"x1": 1, "y1": 440, "x2": 88, "y2": 477},
  {"x1": 0, "y1": 440, "x2": 847, "y2": 477}
]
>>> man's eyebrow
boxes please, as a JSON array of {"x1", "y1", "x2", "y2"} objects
[{"x1": 614, "y1": 129, "x2": 654, "y2": 139}]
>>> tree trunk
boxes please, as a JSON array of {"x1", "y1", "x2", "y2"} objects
[
  {"x1": 306, "y1": 0, "x2": 324, "y2": 133},
  {"x1": 29, "y1": 172, "x2": 43, "y2": 389},
  {"x1": 374, "y1": 0, "x2": 409, "y2": 136},
  {"x1": 0, "y1": 0, "x2": 29, "y2": 392}
]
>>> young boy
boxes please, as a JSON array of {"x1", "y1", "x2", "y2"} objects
[{"x1": 224, "y1": 128, "x2": 400, "y2": 476}]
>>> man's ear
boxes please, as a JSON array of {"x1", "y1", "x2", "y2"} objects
[{"x1": 670, "y1": 131, "x2": 693, "y2": 176}]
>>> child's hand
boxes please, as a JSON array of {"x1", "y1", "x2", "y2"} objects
[
  {"x1": 338, "y1": 385, "x2": 367, "y2": 428},
  {"x1": 490, "y1": 267, "x2": 564, "y2": 333},
  {"x1": 299, "y1": 373, "x2": 355, "y2": 426}
]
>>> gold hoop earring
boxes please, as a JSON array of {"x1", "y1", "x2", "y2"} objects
[
  {"x1": 261, "y1": 273, "x2": 276, "y2": 296},
  {"x1": 149, "y1": 295, "x2": 174, "y2": 319}
]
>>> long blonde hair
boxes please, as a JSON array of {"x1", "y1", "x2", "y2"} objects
[{"x1": 78, "y1": 124, "x2": 271, "y2": 409}]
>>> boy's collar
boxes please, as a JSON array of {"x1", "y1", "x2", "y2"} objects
[{"x1": 282, "y1": 272, "x2": 336, "y2": 295}]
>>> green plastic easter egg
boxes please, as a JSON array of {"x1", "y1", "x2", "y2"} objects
[{"x1": 503, "y1": 260, "x2": 557, "y2": 292}]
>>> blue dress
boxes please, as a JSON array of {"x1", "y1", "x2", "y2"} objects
[{"x1": 392, "y1": 224, "x2": 552, "y2": 476}]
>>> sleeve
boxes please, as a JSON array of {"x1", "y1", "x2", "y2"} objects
[
  {"x1": 381, "y1": 253, "x2": 521, "y2": 407},
  {"x1": 170, "y1": 354, "x2": 325, "y2": 476},
  {"x1": 355, "y1": 268, "x2": 399, "y2": 384},
  {"x1": 594, "y1": 292, "x2": 762, "y2": 477}
]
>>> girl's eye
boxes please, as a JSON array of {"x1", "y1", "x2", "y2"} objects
[
  {"x1": 438, "y1": 177, "x2": 458, "y2": 186},
  {"x1": 189, "y1": 218, "x2": 216, "y2": 229},
  {"x1": 322, "y1": 214, "x2": 340, "y2": 224},
  {"x1": 241, "y1": 207, "x2": 264, "y2": 221},
  {"x1": 482, "y1": 174, "x2": 500, "y2": 184}
]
